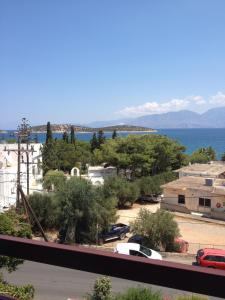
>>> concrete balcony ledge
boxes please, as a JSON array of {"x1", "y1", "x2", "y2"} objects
[{"x1": 0, "y1": 235, "x2": 225, "y2": 299}]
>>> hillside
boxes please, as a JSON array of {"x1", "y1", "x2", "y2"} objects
[
  {"x1": 88, "y1": 106, "x2": 225, "y2": 129},
  {"x1": 94, "y1": 125, "x2": 155, "y2": 132},
  {"x1": 31, "y1": 124, "x2": 153, "y2": 132}
]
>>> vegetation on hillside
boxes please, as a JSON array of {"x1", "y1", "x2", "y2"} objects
[{"x1": 31, "y1": 123, "x2": 153, "y2": 133}]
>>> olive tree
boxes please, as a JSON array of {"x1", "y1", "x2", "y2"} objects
[
  {"x1": 56, "y1": 177, "x2": 117, "y2": 244},
  {"x1": 130, "y1": 209, "x2": 180, "y2": 251}
]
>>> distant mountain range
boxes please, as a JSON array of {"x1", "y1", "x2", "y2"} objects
[{"x1": 88, "y1": 107, "x2": 225, "y2": 129}]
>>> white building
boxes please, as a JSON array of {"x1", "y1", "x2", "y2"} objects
[
  {"x1": 0, "y1": 143, "x2": 43, "y2": 211},
  {"x1": 71, "y1": 165, "x2": 117, "y2": 185}
]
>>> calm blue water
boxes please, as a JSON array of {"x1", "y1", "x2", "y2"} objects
[{"x1": 1, "y1": 128, "x2": 225, "y2": 158}]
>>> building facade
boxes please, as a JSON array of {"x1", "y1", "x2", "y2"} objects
[
  {"x1": 0, "y1": 143, "x2": 43, "y2": 211},
  {"x1": 161, "y1": 162, "x2": 225, "y2": 220}
]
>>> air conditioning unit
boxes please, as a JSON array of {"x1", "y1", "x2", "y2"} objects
[{"x1": 205, "y1": 178, "x2": 214, "y2": 186}]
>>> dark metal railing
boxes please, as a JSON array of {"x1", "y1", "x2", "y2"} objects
[{"x1": 0, "y1": 235, "x2": 225, "y2": 299}]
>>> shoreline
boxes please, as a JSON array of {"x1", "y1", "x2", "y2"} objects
[{"x1": 30, "y1": 130, "x2": 157, "y2": 134}]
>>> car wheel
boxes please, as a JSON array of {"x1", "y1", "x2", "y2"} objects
[
  {"x1": 207, "y1": 266, "x2": 215, "y2": 268},
  {"x1": 119, "y1": 233, "x2": 126, "y2": 240}
]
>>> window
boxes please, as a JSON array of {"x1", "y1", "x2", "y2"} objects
[
  {"x1": 199, "y1": 198, "x2": 211, "y2": 207},
  {"x1": 204, "y1": 255, "x2": 225, "y2": 262},
  {"x1": 178, "y1": 194, "x2": 185, "y2": 204},
  {"x1": 129, "y1": 250, "x2": 146, "y2": 258}
]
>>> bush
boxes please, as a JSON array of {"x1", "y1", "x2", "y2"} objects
[
  {"x1": 0, "y1": 210, "x2": 32, "y2": 272},
  {"x1": 113, "y1": 286, "x2": 162, "y2": 300},
  {"x1": 130, "y1": 209, "x2": 180, "y2": 250},
  {"x1": 175, "y1": 296, "x2": 208, "y2": 300},
  {"x1": 87, "y1": 276, "x2": 112, "y2": 300},
  {"x1": 0, "y1": 277, "x2": 34, "y2": 300}
]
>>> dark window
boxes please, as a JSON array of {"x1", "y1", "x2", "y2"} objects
[
  {"x1": 217, "y1": 256, "x2": 225, "y2": 262},
  {"x1": 205, "y1": 198, "x2": 211, "y2": 207},
  {"x1": 178, "y1": 195, "x2": 185, "y2": 204},
  {"x1": 199, "y1": 198, "x2": 211, "y2": 207},
  {"x1": 199, "y1": 198, "x2": 204, "y2": 206},
  {"x1": 129, "y1": 250, "x2": 146, "y2": 257},
  {"x1": 203, "y1": 255, "x2": 225, "y2": 262},
  {"x1": 204, "y1": 255, "x2": 216, "y2": 261}
]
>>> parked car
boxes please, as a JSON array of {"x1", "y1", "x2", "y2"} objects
[
  {"x1": 195, "y1": 248, "x2": 225, "y2": 270},
  {"x1": 137, "y1": 194, "x2": 162, "y2": 203},
  {"x1": 128, "y1": 235, "x2": 189, "y2": 253},
  {"x1": 98, "y1": 223, "x2": 130, "y2": 244},
  {"x1": 114, "y1": 242, "x2": 162, "y2": 260}
]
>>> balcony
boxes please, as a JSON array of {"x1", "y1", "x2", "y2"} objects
[{"x1": 0, "y1": 235, "x2": 225, "y2": 299}]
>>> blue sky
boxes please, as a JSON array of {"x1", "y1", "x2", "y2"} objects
[{"x1": 1, "y1": 0, "x2": 225, "y2": 129}]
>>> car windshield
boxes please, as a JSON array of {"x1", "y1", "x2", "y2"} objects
[{"x1": 140, "y1": 245, "x2": 152, "y2": 257}]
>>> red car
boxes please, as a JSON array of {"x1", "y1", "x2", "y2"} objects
[{"x1": 196, "y1": 248, "x2": 225, "y2": 270}]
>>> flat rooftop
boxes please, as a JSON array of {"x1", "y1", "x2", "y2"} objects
[
  {"x1": 175, "y1": 162, "x2": 225, "y2": 176},
  {"x1": 161, "y1": 176, "x2": 225, "y2": 194}
]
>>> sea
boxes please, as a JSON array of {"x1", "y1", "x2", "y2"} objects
[{"x1": 1, "y1": 128, "x2": 225, "y2": 159}]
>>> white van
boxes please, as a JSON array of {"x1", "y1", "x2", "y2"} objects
[{"x1": 114, "y1": 243, "x2": 162, "y2": 260}]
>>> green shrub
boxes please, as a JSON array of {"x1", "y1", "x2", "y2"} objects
[
  {"x1": 0, "y1": 277, "x2": 34, "y2": 300},
  {"x1": 113, "y1": 286, "x2": 162, "y2": 300},
  {"x1": 175, "y1": 295, "x2": 208, "y2": 300},
  {"x1": 87, "y1": 276, "x2": 112, "y2": 300}
]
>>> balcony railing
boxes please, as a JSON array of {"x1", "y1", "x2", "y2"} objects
[{"x1": 0, "y1": 234, "x2": 225, "y2": 299}]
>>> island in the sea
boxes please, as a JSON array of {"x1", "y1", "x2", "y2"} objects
[{"x1": 31, "y1": 124, "x2": 156, "y2": 133}]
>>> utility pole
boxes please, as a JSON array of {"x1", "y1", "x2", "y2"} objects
[
  {"x1": 16, "y1": 135, "x2": 21, "y2": 207},
  {"x1": 4, "y1": 118, "x2": 35, "y2": 208}
]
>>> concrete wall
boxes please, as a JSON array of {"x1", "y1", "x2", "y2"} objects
[{"x1": 162, "y1": 186, "x2": 225, "y2": 217}]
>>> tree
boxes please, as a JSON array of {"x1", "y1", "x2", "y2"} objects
[
  {"x1": 137, "y1": 171, "x2": 178, "y2": 197},
  {"x1": 97, "y1": 130, "x2": 105, "y2": 147},
  {"x1": 46, "y1": 121, "x2": 53, "y2": 144},
  {"x1": 130, "y1": 209, "x2": 180, "y2": 251},
  {"x1": 43, "y1": 170, "x2": 66, "y2": 191},
  {"x1": 62, "y1": 131, "x2": 69, "y2": 143},
  {"x1": 96, "y1": 135, "x2": 185, "y2": 179},
  {"x1": 112, "y1": 130, "x2": 117, "y2": 139},
  {"x1": 18, "y1": 118, "x2": 31, "y2": 143},
  {"x1": 41, "y1": 140, "x2": 58, "y2": 175},
  {"x1": 221, "y1": 152, "x2": 225, "y2": 161},
  {"x1": 188, "y1": 147, "x2": 216, "y2": 164},
  {"x1": 70, "y1": 126, "x2": 76, "y2": 144},
  {"x1": 103, "y1": 176, "x2": 139, "y2": 208},
  {"x1": 56, "y1": 177, "x2": 117, "y2": 244},
  {"x1": 90, "y1": 133, "x2": 99, "y2": 152},
  {"x1": 28, "y1": 193, "x2": 58, "y2": 231}
]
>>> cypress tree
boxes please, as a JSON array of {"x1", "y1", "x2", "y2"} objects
[
  {"x1": 70, "y1": 126, "x2": 76, "y2": 144},
  {"x1": 90, "y1": 132, "x2": 98, "y2": 151},
  {"x1": 112, "y1": 130, "x2": 117, "y2": 139},
  {"x1": 97, "y1": 130, "x2": 105, "y2": 147},
  {"x1": 62, "y1": 131, "x2": 69, "y2": 143},
  {"x1": 46, "y1": 122, "x2": 53, "y2": 144}
]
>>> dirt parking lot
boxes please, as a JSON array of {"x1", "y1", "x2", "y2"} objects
[{"x1": 116, "y1": 203, "x2": 225, "y2": 254}]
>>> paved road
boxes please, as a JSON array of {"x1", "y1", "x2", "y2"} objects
[{"x1": 3, "y1": 259, "x2": 222, "y2": 300}]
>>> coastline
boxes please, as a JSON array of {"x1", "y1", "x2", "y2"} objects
[{"x1": 31, "y1": 129, "x2": 157, "y2": 134}]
